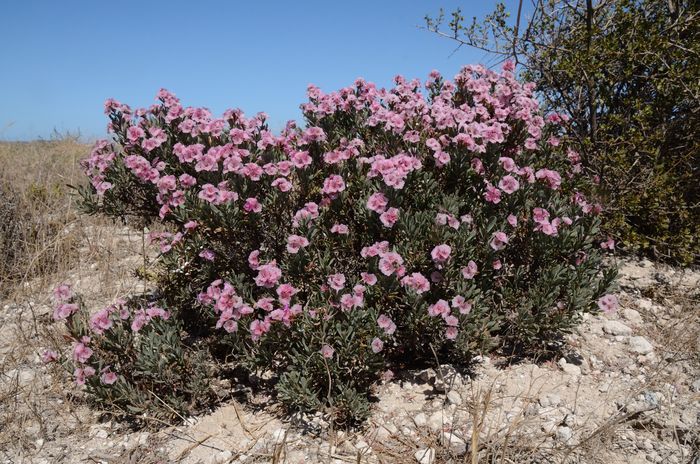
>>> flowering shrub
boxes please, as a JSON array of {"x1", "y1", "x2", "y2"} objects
[
  {"x1": 58, "y1": 62, "x2": 616, "y2": 423},
  {"x1": 46, "y1": 285, "x2": 214, "y2": 421}
]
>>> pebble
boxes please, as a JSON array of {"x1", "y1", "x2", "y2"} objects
[
  {"x1": 413, "y1": 412, "x2": 427, "y2": 428},
  {"x1": 629, "y1": 336, "x2": 653, "y2": 354},
  {"x1": 556, "y1": 426, "x2": 573, "y2": 442},
  {"x1": 558, "y1": 358, "x2": 582, "y2": 376},
  {"x1": 539, "y1": 393, "x2": 562, "y2": 408},
  {"x1": 440, "y1": 431, "x2": 466, "y2": 454},
  {"x1": 446, "y1": 390, "x2": 461, "y2": 405},
  {"x1": 603, "y1": 320, "x2": 633, "y2": 336},
  {"x1": 622, "y1": 308, "x2": 643, "y2": 324},
  {"x1": 414, "y1": 447, "x2": 435, "y2": 464}
]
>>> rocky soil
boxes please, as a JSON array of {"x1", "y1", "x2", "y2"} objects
[{"x1": 1, "y1": 225, "x2": 698, "y2": 463}]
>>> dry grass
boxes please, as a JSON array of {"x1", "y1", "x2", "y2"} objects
[{"x1": 0, "y1": 136, "x2": 89, "y2": 298}]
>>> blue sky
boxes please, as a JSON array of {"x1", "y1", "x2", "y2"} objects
[{"x1": 0, "y1": 0, "x2": 528, "y2": 140}]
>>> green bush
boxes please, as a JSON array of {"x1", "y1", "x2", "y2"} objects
[{"x1": 49, "y1": 65, "x2": 616, "y2": 424}]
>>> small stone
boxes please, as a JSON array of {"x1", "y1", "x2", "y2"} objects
[
  {"x1": 413, "y1": 412, "x2": 427, "y2": 428},
  {"x1": 134, "y1": 432, "x2": 148, "y2": 446},
  {"x1": 441, "y1": 431, "x2": 467, "y2": 454},
  {"x1": 629, "y1": 336, "x2": 653, "y2": 355},
  {"x1": 556, "y1": 426, "x2": 573, "y2": 443},
  {"x1": 558, "y1": 358, "x2": 581, "y2": 376},
  {"x1": 622, "y1": 308, "x2": 643, "y2": 324},
  {"x1": 691, "y1": 379, "x2": 700, "y2": 393},
  {"x1": 354, "y1": 439, "x2": 371, "y2": 453},
  {"x1": 539, "y1": 393, "x2": 562, "y2": 408},
  {"x1": 95, "y1": 429, "x2": 109, "y2": 439},
  {"x1": 636, "y1": 299, "x2": 653, "y2": 310},
  {"x1": 215, "y1": 450, "x2": 233, "y2": 464},
  {"x1": 414, "y1": 447, "x2": 435, "y2": 464},
  {"x1": 603, "y1": 320, "x2": 633, "y2": 336},
  {"x1": 446, "y1": 390, "x2": 462, "y2": 405},
  {"x1": 427, "y1": 410, "x2": 448, "y2": 433}
]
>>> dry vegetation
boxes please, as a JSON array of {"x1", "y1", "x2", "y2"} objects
[
  {"x1": 0, "y1": 137, "x2": 87, "y2": 298},
  {"x1": 0, "y1": 140, "x2": 698, "y2": 463}
]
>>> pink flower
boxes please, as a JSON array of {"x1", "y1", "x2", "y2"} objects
[
  {"x1": 53, "y1": 303, "x2": 78, "y2": 321},
  {"x1": 74, "y1": 366, "x2": 96, "y2": 386},
  {"x1": 320, "y1": 344, "x2": 335, "y2": 358},
  {"x1": 379, "y1": 207, "x2": 399, "y2": 228},
  {"x1": 451, "y1": 296, "x2": 472, "y2": 314},
  {"x1": 371, "y1": 337, "x2": 384, "y2": 353},
  {"x1": 492, "y1": 259, "x2": 502, "y2": 270},
  {"x1": 445, "y1": 327, "x2": 458, "y2": 340},
  {"x1": 250, "y1": 318, "x2": 272, "y2": 341},
  {"x1": 428, "y1": 300, "x2": 450, "y2": 317},
  {"x1": 248, "y1": 250, "x2": 260, "y2": 270},
  {"x1": 327, "y1": 273, "x2": 346, "y2": 292},
  {"x1": 131, "y1": 309, "x2": 148, "y2": 332},
  {"x1": 532, "y1": 207, "x2": 550, "y2": 224},
  {"x1": 276, "y1": 283, "x2": 298, "y2": 304},
  {"x1": 244, "y1": 197, "x2": 262, "y2": 213},
  {"x1": 53, "y1": 283, "x2": 73, "y2": 301},
  {"x1": 431, "y1": 244, "x2": 451, "y2": 263},
  {"x1": 361, "y1": 272, "x2": 377, "y2": 285},
  {"x1": 184, "y1": 220, "x2": 199, "y2": 231},
  {"x1": 255, "y1": 262, "x2": 282, "y2": 288},
  {"x1": 535, "y1": 169, "x2": 562, "y2": 189},
  {"x1": 271, "y1": 177, "x2": 293, "y2": 192},
  {"x1": 100, "y1": 370, "x2": 118, "y2": 385},
  {"x1": 498, "y1": 157, "x2": 517, "y2": 172},
  {"x1": 377, "y1": 314, "x2": 396, "y2": 335},
  {"x1": 400, "y1": 272, "x2": 431, "y2": 294},
  {"x1": 198, "y1": 184, "x2": 219, "y2": 204},
  {"x1": 507, "y1": 214, "x2": 518, "y2": 227},
  {"x1": 331, "y1": 223, "x2": 349, "y2": 235},
  {"x1": 287, "y1": 235, "x2": 310, "y2": 254},
  {"x1": 89, "y1": 308, "x2": 113, "y2": 335},
  {"x1": 600, "y1": 238, "x2": 615, "y2": 250},
  {"x1": 378, "y1": 251, "x2": 404, "y2": 276},
  {"x1": 41, "y1": 349, "x2": 59, "y2": 363},
  {"x1": 597, "y1": 294, "x2": 619, "y2": 314},
  {"x1": 490, "y1": 231, "x2": 509, "y2": 251},
  {"x1": 126, "y1": 126, "x2": 145, "y2": 142},
  {"x1": 322, "y1": 175, "x2": 345, "y2": 195},
  {"x1": 498, "y1": 175, "x2": 520, "y2": 194},
  {"x1": 199, "y1": 249, "x2": 216, "y2": 261},
  {"x1": 461, "y1": 260, "x2": 478, "y2": 279},
  {"x1": 484, "y1": 184, "x2": 502, "y2": 204},
  {"x1": 72, "y1": 342, "x2": 93, "y2": 364},
  {"x1": 366, "y1": 192, "x2": 388, "y2": 214}
]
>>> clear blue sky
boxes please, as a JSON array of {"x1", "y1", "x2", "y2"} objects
[{"x1": 0, "y1": 0, "x2": 528, "y2": 141}]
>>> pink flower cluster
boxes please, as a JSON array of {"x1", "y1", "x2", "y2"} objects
[{"x1": 79, "y1": 62, "x2": 616, "y2": 355}]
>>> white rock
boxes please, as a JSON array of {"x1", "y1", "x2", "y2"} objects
[
  {"x1": 556, "y1": 426, "x2": 573, "y2": 442},
  {"x1": 213, "y1": 450, "x2": 233, "y2": 464},
  {"x1": 413, "y1": 412, "x2": 427, "y2": 428},
  {"x1": 636, "y1": 299, "x2": 653, "y2": 311},
  {"x1": 622, "y1": 308, "x2": 643, "y2": 324},
  {"x1": 95, "y1": 429, "x2": 109, "y2": 439},
  {"x1": 354, "y1": 439, "x2": 371, "y2": 453},
  {"x1": 427, "y1": 410, "x2": 448, "y2": 433},
  {"x1": 539, "y1": 393, "x2": 562, "y2": 408},
  {"x1": 629, "y1": 336, "x2": 653, "y2": 354},
  {"x1": 603, "y1": 320, "x2": 633, "y2": 336},
  {"x1": 414, "y1": 447, "x2": 436, "y2": 464},
  {"x1": 558, "y1": 360, "x2": 582, "y2": 376},
  {"x1": 446, "y1": 390, "x2": 462, "y2": 405},
  {"x1": 441, "y1": 431, "x2": 467, "y2": 454}
]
